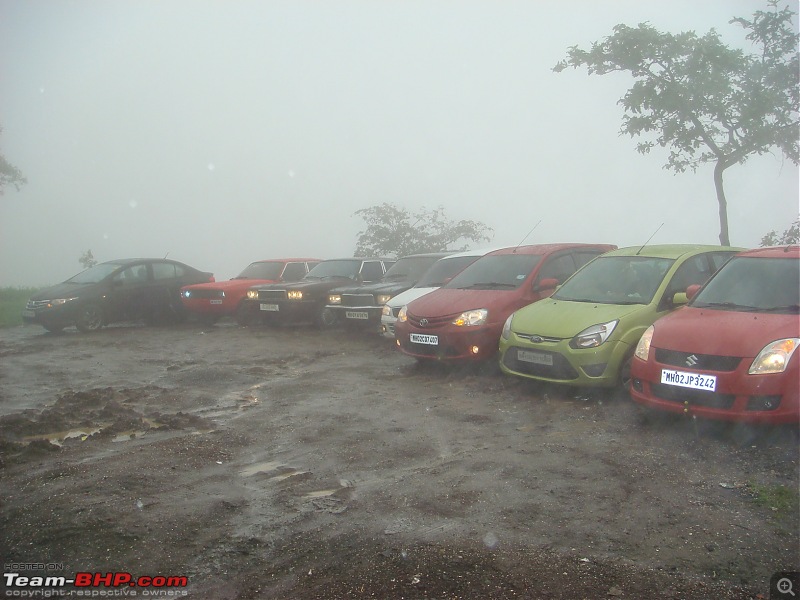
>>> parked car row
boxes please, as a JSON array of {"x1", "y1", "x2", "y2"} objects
[{"x1": 21, "y1": 243, "x2": 799, "y2": 425}]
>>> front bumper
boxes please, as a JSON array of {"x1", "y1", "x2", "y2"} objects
[
  {"x1": 395, "y1": 322, "x2": 503, "y2": 362},
  {"x1": 498, "y1": 336, "x2": 630, "y2": 387},
  {"x1": 326, "y1": 304, "x2": 383, "y2": 326},
  {"x1": 630, "y1": 356, "x2": 800, "y2": 425}
]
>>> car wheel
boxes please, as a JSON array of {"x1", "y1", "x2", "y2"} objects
[
  {"x1": 235, "y1": 302, "x2": 256, "y2": 326},
  {"x1": 75, "y1": 303, "x2": 103, "y2": 332},
  {"x1": 619, "y1": 351, "x2": 634, "y2": 391},
  {"x1": 315, "y1": 307, "x2": 338, "y2": 329}
]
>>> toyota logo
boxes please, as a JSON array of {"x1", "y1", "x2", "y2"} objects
[
  {"x1": 419, "y1": 318, "x2": 429, "y2": 327},
  {"x1": 685, "y1": 354, "x2": 699, "y2": 367}
]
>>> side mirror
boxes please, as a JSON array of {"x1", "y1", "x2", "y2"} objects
[
  {"x1": 672, "y1": 292, "x2": 689, "y2": 306},
  {"x1": 686, "y1": 284, "x2": 702, "y2": 300},
  {"x1": 535, "y1": 278, "x2": 560, "y2": 292}
]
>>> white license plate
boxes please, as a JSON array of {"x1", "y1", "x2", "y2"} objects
[
  {"x1": 661, "y1": 369, "x2": 717, "y2": 392},
  {"x1": 260, "y1": 303, "x2": 280, "y2": 312},
  {"x1": 21, "y1": 309, "x2": 35, "y2": 318},
  {"x1": 210, "y1": 299, "x2": 223, "y2": 305},
  {"x1": 517, "y1": 349, "x2": 553, "y2": 365},
  {"x1": 345, "y1": 311, "x2": 369, "y2": 320},
  {"x1": 410, "y1": 333, "x2": 438, "y2": 346}
]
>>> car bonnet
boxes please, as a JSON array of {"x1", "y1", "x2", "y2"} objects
[{"x1": 510, "y1": 298, "x2": 649, "y2": 338}]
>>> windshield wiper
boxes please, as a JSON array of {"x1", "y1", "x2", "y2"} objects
[
  {"x1": 759, "y1": 304, "x2": 800, "y2": 313},
  {"x1": 694, "y1": 301, "x2": 759, "y2": 312},
  {"x1": 457, "y1": 282, "x2": 517, "y2": 289}
]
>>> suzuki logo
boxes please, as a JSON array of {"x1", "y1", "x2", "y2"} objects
[
  {"x1": 685, "y1": 354, "x2": 699, "y2": 367},
  {"x1": 419, "y1": 318, "x2": 428, "y2": 327}
]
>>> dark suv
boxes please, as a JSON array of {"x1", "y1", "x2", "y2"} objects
[
  {"x1": 325, "y1": 253, "x2": 450, "y2": 330},
  {"x1": 243, "y1": 258, "x2": 395, "y2": 327}
]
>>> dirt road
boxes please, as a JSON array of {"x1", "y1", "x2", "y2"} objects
[{"x1": 1, "y1": 321, "x2": 797, "y2": 599}]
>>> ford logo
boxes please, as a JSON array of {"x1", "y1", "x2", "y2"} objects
[
  {"x1": 531, "y1": 335, "x2": 544, "y2": 344},
  {"x1": 419, "y1": 318, "x2": 429, "y2": 327}
]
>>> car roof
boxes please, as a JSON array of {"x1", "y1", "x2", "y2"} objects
[
  {"x1": 252, "y1": 258, "x2": 322, "y2": 263},
  {"x1": 736, "y1": 245, "x2": 800, "y2": 259},
  {"x1": 440, "y1": 246, "x2": 508, "y2": 259},
  {"x1": 319, "y1": 257, "x2": 394, "y2": 262},
  {"x1": 395, "y1": 252, "x2": 453, "y2": 259},
  {"x1": 104, "y1": 258, "x2": 183, "y2": 265},
  {"x1": 485, "y1": 243, "x2": 616, "y2": 256},
  {"x1": 601, "y1": 244, "x2": 743, "y2": 259}
]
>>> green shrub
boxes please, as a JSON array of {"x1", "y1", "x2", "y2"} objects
[{"x1": 0, "y1": 287, "x2": 38, "y2": 328}]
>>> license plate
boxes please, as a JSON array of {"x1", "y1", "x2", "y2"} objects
[
  {"x1": 345, "y1": 311, "x2": 369, "y2": 320},
  {"x1": 260, "y1": 303, "x2": 280, "y2": 312},
  {"x1": 21, "y1": 309, "x2": 35, "y2": 318},
  {"x1": 661, "y1": 369, "x2": 717, "y2": 391},
  {"x1": 410, "y1": 333, "x2": 438, "y2": 346},
  {"x1": 210, "y1": 299, "x2": 223, "y2": 305},
  {"x1": 517, "y1": 349, "x2": 553, "y2": 365}
]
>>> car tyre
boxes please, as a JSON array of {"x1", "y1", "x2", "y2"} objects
[
  {"x1": 315, "y1": 307, "x2": 338, "y2": 329},
  {"x1": 75, "y1": 303, "x2": 103, "y2": 332}
]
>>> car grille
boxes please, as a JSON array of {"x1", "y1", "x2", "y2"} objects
[
  {"x1": 187, "y1": 289, "x2": 224, "y2": 299},
  {"x1": 26, "y1": 300, "x2": 49, "y2": 310},
  {"x1": 342, "y1": 294, "x2": 374, "y2": 307},
  {"x1": 655, "y1": 349, "x2": 741, "y2": 372},
  {"x1": 502, "y1": 347, "x2": 579, "y2": 380},
  {"x1": 257, "y1": 290, "x2": 286, "y2": 301},
  {"x1": 515, "y1": 333, "x2": 563, "y2": 343},
  {"x1": 651, "y1": 383, "x2": 736, "y2": 409},
  {"x1": 407, "y1": 312, "x2": 455, "y2": 329}
]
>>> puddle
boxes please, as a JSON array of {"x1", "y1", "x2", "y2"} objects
[
  {"x1": 23, "y1": 428, "x2": 103, "y2": 447},
  {"x1": 303, "y1": 489, "x2": 338, "y2": 499},
  {"x1": 239, "y1": 460, "x2": 285, "y2": 477}
]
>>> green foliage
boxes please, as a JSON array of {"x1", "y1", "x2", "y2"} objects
[
  {"x1": 0, "y1": 287, "x2": 38, "y2": 328},
  {"x1": 0, "y1": 127, "x2": 27, "y2": 195},
  {"x1": 354, "y1": 203, "x2": 493, "y2": 257},
  {"x1": 760, "y1": 216, "x2": 800, "y2": 246},
  {"x1": 747, "y1": 481, "x2": 799, "y2": 518},
  {"x1": 554, "y1": 1, "x2": 799, "y2": 246},
  {"x1": 79, "y1": 250, "x2": 98, "y2": 269}
]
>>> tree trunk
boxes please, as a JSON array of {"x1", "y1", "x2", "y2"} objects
[{"x1": 713, "y1": 160, "x2": 730, "y2": 246}]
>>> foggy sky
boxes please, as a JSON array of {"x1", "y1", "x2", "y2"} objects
[{"x1": 1, "y1": 0, "x2": 797, "y2": 287}]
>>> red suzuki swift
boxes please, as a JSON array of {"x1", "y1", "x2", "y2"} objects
[{"x1": 630, "y1": 246, "x2": 800, "y2": 425}]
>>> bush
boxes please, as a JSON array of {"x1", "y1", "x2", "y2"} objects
[{"x1": 0, "y1": 287, "x2": 38, "y2": 328}]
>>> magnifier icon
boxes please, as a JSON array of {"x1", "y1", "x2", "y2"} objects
[{"x1": 778, "y1": 578, "x2": 796, "y2": 597}]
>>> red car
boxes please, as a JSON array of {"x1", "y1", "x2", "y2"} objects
[
  {"x1": 630, "y1": 246, "x2": 800, "y2": 425},
  {"x1": 394, "y1": 243, "x2": 616, "y2": 362},
  {"x1": 180, "y1": 259, "x2": 320, "y2": 325}
]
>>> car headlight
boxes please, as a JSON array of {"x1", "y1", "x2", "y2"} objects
[
  {"x1": 634, "y1": 325, "x2": 654, "y2": 361},
  {"x1": 376, "y1": 294, "x2": 392, "y2": 305},
  {"x1": 50, "y1": 297, "x2": 78, "y2": 306},
  {"x1": 452, "y1": 309, "x2": 488, "y2": 327},
  {"x1": 287, "y1": 290, "x2": 303, "y2": 300},
  {"x1": 328, "y1": 294, "x2": 342, "y2": 304},
  {"x1": 382, "y1": 305, "x2": 392, "y2": 317},
  {"x1": 246, "y1": 290, "x2": 259, "y2": 300},
  {"x1": 397, "y1": 306, "x2": 408, "y2": 323},
  {"x1": 501, "y1": 314, "x2": 514, "y2": 340},
  {"x1": 749, "y1": 338, "x2": 800, "y2": 374},
  {"x1": 181, "y1": 290, "x2": 192, "y2": 298},
  {"x1": 570, "y1": 320, "x2": 618, "y2": 349}
]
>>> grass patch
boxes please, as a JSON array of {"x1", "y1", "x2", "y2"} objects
[
  {"x1": 0, "y1": 287, "x2": 38, "y2": 328},
  {"x1": 747, "y1": 481, "x2": 799, "y2": 517}
]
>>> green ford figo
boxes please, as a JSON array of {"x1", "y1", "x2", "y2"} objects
[{"x1": 498, "y1": 244, "x2": 743, "y2": 389}]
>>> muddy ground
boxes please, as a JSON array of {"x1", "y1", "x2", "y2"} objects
[{"x1": 0, "y1": 320, "x2": 797, "y2": 599}]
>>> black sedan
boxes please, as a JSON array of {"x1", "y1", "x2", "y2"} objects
[{"x1": 22, "y1": 258, "x2": 214, "y2": 333}]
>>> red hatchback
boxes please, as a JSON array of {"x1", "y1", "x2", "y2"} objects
[
  {"x1": 631, "y1": 246, "x2": 800, "y2": 425},
  {"x1": 180, "y1": 259, "x2": 320, "y2": 325},
  {"x1": 394, "y1": 243, "x2": 616, "y2": 362}
]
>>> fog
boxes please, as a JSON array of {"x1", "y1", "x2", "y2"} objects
[{"x1": 1, "y1": 0, "x2": 797, "y2": 287}]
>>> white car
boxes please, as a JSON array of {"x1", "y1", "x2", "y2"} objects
[{"x1": 380, "y1": 247, "x2": 504, "y2": 339}]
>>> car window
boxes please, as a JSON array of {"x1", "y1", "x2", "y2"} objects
[
  {"x1": 153, "y1": 262, "x2": 179, "y2": 280},
  {"x1": 446, "y1": 254, "x2": 543, "y2": 289},
  {"x1": 359, "y1": 261, "x2": 384, "y2": 282},
  {"x1": 113, "y1": 265, "x2": 148, "y2": 285},
  {"x1": 306, "y1": 260, "x2": 361, "y2": 279},
  {"x1": 281, "y1": 262, "x2": 307, "y2": 281},
  {"x1": 573, "y1": 250, "x2": 604, "y2": 269},
  {"x1": 416, "y1": 256, "x2": 479, "y2": 287},
  {"x1": 237, "y1": 262, "x2": 284, "y2": 280},
  {"x1": 657, "y1": 253, "x2": 726, "y2": 310},
  {"x1": 535, "y1": 253, "x2": 576, "y2": 285}
]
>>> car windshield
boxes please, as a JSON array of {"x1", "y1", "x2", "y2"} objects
[
  {"x1": 553, "y1": 255, "x2": 674, "y2": 305},
  {"x1": 691, "y1": 256, "x2": 800, "y2": 313},
  {"x1": 415, "y1": 256, "x2": 479, "y2": 287},
  {"x1": 305, "y1": 259, "x2": 361, "y2": 279},
  {"x1": 234, "y1": 262, "x2": 285, "y2": 280},
  {"x1": 381, "y1": 256, "x2": 442, "y2": 281},
  {"x1": 65, "y1": 262, "x2": 124, "y2": 284},
  {"x1": 445, "y1": 254, "x2": 542, "y2": 290}
]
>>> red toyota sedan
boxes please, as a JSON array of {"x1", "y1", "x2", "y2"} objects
[
  {"x1": 394, "y1": 243, "x2": 616, "y2": 363},
  {"x1": 630, "y1": 246, "x2": 799, "y2": 425}
]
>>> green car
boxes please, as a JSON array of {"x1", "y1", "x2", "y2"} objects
[{"x1": 498, "y1": 245, "x2": 743, "y2": 388}]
